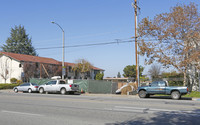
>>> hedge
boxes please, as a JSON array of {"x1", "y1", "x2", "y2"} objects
[{"x1": 0, "y1": 83, "x2": 21, "y2": 90}]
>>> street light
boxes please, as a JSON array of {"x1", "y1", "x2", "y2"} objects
[{"x1": 51, "y1": 21, "x2": 65, "y2": 79}]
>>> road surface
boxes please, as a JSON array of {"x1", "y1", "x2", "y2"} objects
[{"x1": 0, "y1": 91, "x2": 200, "y2": 125}]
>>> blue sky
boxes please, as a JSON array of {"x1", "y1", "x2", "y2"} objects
[{"x1": 0, "y1": 0, "x2": 199, "y2": 77}]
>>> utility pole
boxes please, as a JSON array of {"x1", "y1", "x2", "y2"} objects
[
  {"x1": 133, "y1": 0, "x2": 139, "y2": 88},
  {"x1": 51, "y1": 21, "x2": 65, "y2": 79}
]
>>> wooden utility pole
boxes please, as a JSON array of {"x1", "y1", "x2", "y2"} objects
[{"x1": 133, "y1": 0, "x2": 138, "y2": 88}]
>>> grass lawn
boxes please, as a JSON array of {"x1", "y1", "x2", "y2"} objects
[
  {"x1": 183, "y1": 91, "x2": 200, "y2": 98},
  {"x1": 153, "y1": 91, "x2": 200, "y2": 98}
]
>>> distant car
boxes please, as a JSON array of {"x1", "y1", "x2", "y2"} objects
[{"x1": 13, "y1": 83, "x2": 39, "y2": 93}]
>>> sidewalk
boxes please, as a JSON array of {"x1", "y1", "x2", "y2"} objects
[
  {"x1": 1, "y1": 89, "x2": 200, "y2": 101},
  {"x1": 192, "y1": 98, "x2": 200, "y2": 101},
  {"x1": 0, "y1": 89, "x2": 13, "y2": 93}
]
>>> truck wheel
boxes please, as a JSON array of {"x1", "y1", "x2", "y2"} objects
[
  {"x1": 39, "y1": 88, "x2": 44, "y2": 94},
  {"x1": 60, "y1": 88, "x2": 66, "y2": 95},
  {"x1": 139, "y1": 90, "x2": 147, "y2": 98},
  {"x1": 171, "y1": 91, "x2": 180, "y2": 100}
]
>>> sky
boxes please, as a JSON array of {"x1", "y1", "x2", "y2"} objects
[{"x1": 0, "y1": 0, "x2": 199, "y2": 77}]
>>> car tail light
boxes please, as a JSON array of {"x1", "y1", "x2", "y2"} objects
[
  {"x1": 34, "y1": 86, "x2": 38, "y2": 88},
  {"x1": 69, "y1": 85, "x2": 72, "y2": 87},
  {"x1": 187, "y1": 87, "x2": 188, "y2": 92}
]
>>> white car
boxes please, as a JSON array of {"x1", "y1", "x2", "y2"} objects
[
  {"x1": 38, "y1": 80, "x2": 79, "y2": 94},
  {"x1": 13, "y1": 83, "x2": 39, "y2": 93}
]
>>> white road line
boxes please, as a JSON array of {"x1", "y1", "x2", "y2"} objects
[
  {"x1": 115, "y1": 106, "x2": 179, "y2": 112},
  {"x1": 1, "y1": 110, "x2": 44, "y2": 117},
  {"x1": 115, "y1": 106, "x2": 146, "y2": 110}
]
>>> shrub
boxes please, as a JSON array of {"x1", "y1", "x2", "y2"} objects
[
  {"x1": 95, "y1": 73, "x2": 104, "y2": 80},
  {"x1": 16, "y1": 80, "x2": 23, "y2": 84},
  {"x1": 0, "y1": 83, "x2": 21, "y2": 90},
  {"x1": 10, "y1": 78, "x2": 18, "y2": 83}
]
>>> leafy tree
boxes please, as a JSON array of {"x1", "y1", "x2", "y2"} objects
[
  {"x1": 140, "y1": 75, "x2": 149, "y2": 82},
  {"x1": 148, "y1": 64, "x2": 162, "y2": 80},
  {"x1": 161, "y1": 71, "x2": 183, "y2": 78},
  {"x1": 138, "y1": 3, "x2": 200, "y2": 86},
  {"x1": 72, "y1": 59, "x2": 93, "y2": 79},
  {"x1": 95, "y1": 72, "x2": 104, "y2": 80},
  {"x1": 161, "y1": 71, "x2": 184, "y2": 86},
  {"x1": 123, "y1": 65, "x2": 144, "y2": 78},
  {"x1": 117, "y1": 72, "x2": 121, "y2": 78},
  {"x1": 1, "y1": 25, "x2": 37, "y2": 56}
]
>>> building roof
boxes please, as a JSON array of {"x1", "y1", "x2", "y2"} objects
[
  {"x1": 103, "y1": 77, "x2": 134, "y2": 80},
  {"x1": 64, "y1": 62, "x2": 104, "y2": 71},
  {"x1": 0, "y1": 51, "x2": 104, "y2": 71},
  {"x1": 92, "y1": 66, "x2": 105, "y2": 71},
  {"x1": 0, "y1": 51, "x2": 60, "y2": 65}
]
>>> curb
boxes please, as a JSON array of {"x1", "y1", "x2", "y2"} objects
[
  {"x1": 0, "y1": 89, "x2": 13, "y2": 93},
  {"x1": 192, "y1": 98, "x2": 200, "y2": 101}
]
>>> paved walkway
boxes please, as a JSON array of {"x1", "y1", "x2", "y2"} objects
[{"x1": 1, "y1": 89, "x2": 200, "y2": 101}]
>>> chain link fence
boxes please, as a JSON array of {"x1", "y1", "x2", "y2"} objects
[{"x1": 30, "y1": 78, "x2": 118, "y2": 94}]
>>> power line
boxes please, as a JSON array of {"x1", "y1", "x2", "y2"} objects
[
  {"x1": 34, "y1": 38, "x2": 181, "y2": 51},
  {"x1": 35, "y1": 40, "x2": 134, "y2": 50}
]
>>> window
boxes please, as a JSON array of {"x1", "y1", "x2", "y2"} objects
[
  {"x1": 151, "y1": 81, "x2": 158, "y2": 87},
  {"x1": 68, "y1": 66, "x2": 72, "y2": 73},
  {"x1": 47, "y1": 81, "x2": 57, "y2": 85},
  {"x1": 21, "y1": 83, "x2": 30, "y2": 86},
  {"x1": 59, "y1": 81, "x2": 66, "y2": 84},
  {"x1": 158, "y1": 81, "x2": 165, "y2": 87},
  {"x1": 31, "y1": 83, "x2": 38, "y2": 86}
]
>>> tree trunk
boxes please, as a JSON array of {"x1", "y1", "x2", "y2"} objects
[
  {"x1": 183, "y1": 71, "x2": 187, "y2": 86},
  {"x1": 81, "y1": 73, "x2": 85, "y2": 80}
]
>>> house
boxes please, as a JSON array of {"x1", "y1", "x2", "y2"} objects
[
  {"x1": 0, "y1": 52, "x2": 104, "y2": 83},
  {"x1": 65, "y1": 62, "x2": 104, "y2": 79}
]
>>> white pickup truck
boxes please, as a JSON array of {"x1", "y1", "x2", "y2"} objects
[{"x1": 38, "y1": 80, "x2": 79, "y2": 94}]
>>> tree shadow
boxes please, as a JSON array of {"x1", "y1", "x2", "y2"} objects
[
  {"x1": 106, "y1": 109, "x2": 200, "y2": 125},
  {"x1": 148, "y1": 95, "x2": 192, "y2": 100}
]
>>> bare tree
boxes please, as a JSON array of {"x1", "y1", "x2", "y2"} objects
[
  {"x1": 23, "y1": 63, "x2": 62, "y2": 80},
  {"x1": 23, "y1": 62, "x2": 37, "y2": 82},
  {"x1": 148, "y1": 64, "x2": 162, "y2": 80},
  {"x1": 0, "y1": 58, "x2": 9, "y2": 83},
  {"x1": 43, "y1": 64, "x2": 62, "y2": 78},
  {"x1": 138, "y1": 3, "x2": 200, "y2": 87}
]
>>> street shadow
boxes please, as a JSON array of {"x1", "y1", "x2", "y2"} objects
[
  {"x1": 45, "y1": 92, "x2": 81, "y2": 96},
  {"x1": 148, "y1": 95, "x2": 192, "y2": 100},
  {"x1": 106, "y1": 109, "x2": 200, "y2": 125}
]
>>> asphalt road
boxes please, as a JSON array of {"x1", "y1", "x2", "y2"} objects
[{"x1": 0, "y1": 90, "x2": 200, "y2": 125}]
